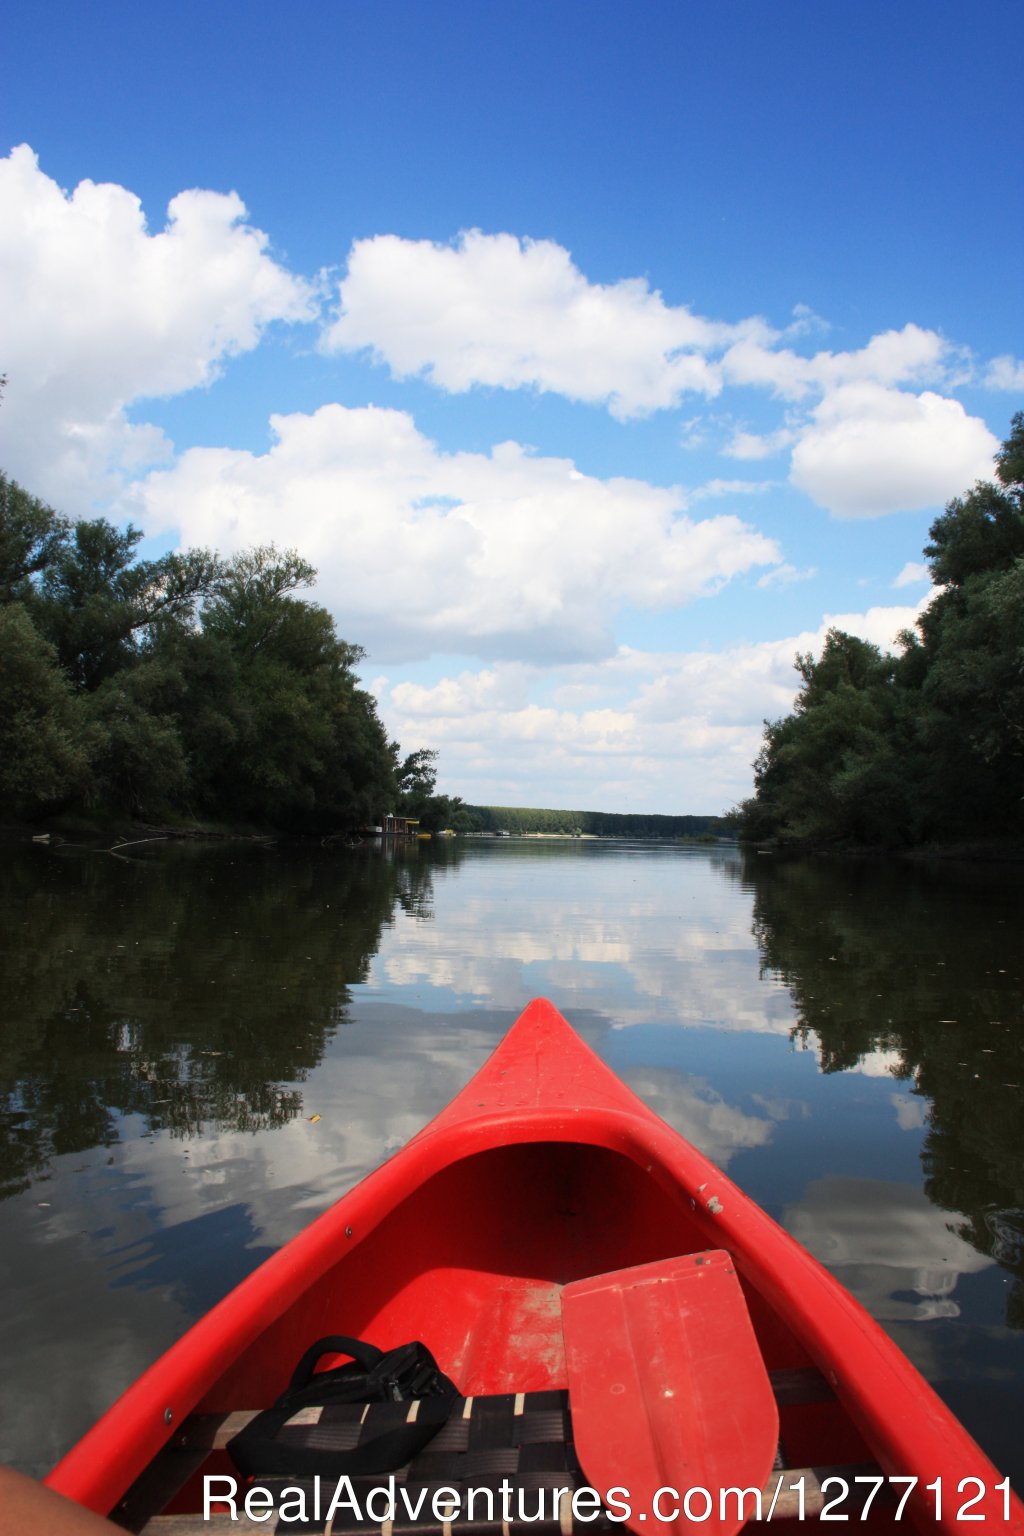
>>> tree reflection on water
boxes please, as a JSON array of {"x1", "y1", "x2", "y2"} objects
[
  {"x1": 0, "y1": 840, "x2": 450, "y2": 1198},
  {"x1": 741, "y1": 850, "x2": 1024, "y2": 1325}
]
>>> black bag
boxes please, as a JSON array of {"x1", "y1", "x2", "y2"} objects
[{"x1": 227, "y1": 1334, "x2": 459, "y2": 1479}]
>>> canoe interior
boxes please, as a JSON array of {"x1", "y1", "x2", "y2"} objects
[
  {"x1": 147, "y1": 1139, "x2": 868, "y2": 1518},
  {"x1": 201, "y1": 1139, "x2": 788, "y2": 1405}
]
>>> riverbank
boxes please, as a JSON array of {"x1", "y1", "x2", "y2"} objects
[
  {"x1": 0, "y1": 814, "x2": 283, "y2": 848},
  {"x1": 746, "y1": 836, "x2": 1024, "y2": 863}
]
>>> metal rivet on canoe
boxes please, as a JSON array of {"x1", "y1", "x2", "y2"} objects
[
  {"x1": 345, "y1": 1226, "x2": 353, "y2": 1238},
  {"x1": 163, "y1": 1408, "x2": 173, "y2": 1425}
]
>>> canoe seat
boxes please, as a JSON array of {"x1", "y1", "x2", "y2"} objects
[
  {"x1": 132, "y1": 1370, "x2": 886, "y2": 1534},
  {"x1": 137, "y1": 1390, "x2": 613, "y2": 1533}
]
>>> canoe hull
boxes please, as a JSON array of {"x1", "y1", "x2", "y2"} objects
[{"x1": 47, "y1": 999, "x2": 1022, "y2": 1530}]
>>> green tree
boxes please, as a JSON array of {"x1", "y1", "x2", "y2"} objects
[
  {"x1": 154, "y1": 630, "x2": 247, "y2": 815},
  {"x1": 924, "y1": 411, "x2": 1024, "y2": 588},
  {"x1": 740, "y1": 629, "x2": 914, "y2": 845},
  {"x1": 739, "y1": 414, "x2": 1024, "y2": 848},
  {"x1": 197, "y1": 546, "x2": 396, "y2": 830},
  {"x1": 30, "y1": 518, "x2": 219, "y2": 690},
  {"x1": 396, "y1": 748, "x2": 469, "y2": 831},
  {"x1": 84, "y1": 659, "x2": 191, "y2": 818},
  {"x1": 0, "y1": 474, "x2": 70, "y2": 602},
  {"x1": 0, "y1": 478, "x2": 447, "y2": 835},
  {"x1": 201, "y1": 545, "x2": 317, "y2": 654},
  {"x1": 0, "y1": 604, "x2": 96, "y2": 815},
  {"x1": 907, "y1": 412, "x2": 1024, "y2": 838}
]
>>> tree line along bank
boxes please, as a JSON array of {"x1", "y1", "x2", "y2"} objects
[
  {"x1": 736, "y1": 412, "x2": 1024, "y2": 851},
  {"x1": 0, "y1": 479, "x2": 461, "y2": 835},
  {"x1": 4, "y1": 409, "x2": 1021, "y2": 848}
]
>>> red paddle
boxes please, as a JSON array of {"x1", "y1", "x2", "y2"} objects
[{"x1": 562, "y1": 1252, "x2": 780, "y2": 1536}]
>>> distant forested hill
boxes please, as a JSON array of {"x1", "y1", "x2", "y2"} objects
[{"x1": 462, "y1": 806, "x2": 729, "y2": 838}]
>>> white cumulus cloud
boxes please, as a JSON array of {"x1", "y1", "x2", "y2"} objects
[
  {"x1": 789, "y1": 385, "x2": 999, "y2": 517},
  {"x1": 894, "y1": 561, "x2": 931, "y2": 589},
  {"x1": 129, "y1": 402, "x2": 783, "y2": 664},
  {"x1": 722, "y1": 323, "x2": 950, "y2": 402},
  {"x1": 984, "y1": 355, "x2": 1024, "y2": 391},
  {"x1": 377, "y1": 600, "x2": 930, "y2": 812},
  {"x1": 320, "y1": 228, "x2": 1003, "y2": 520},
  {"x1": 0, "y1": 144, "x2": 315, "y2": 510},
  {"x1": 726, "y1": 426, "x2": 799, "y2": 460},
  {"x1": 321, "y1": 229, "x2": 771, "y2": 418}
]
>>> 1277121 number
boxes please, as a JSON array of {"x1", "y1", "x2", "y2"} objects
[{"x1": 775, "y1": 1473, "x2": 1016, "y2": 1522}]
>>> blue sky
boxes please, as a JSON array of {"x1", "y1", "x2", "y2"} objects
[{"x1": 2, "y1": 1, "x2": 1021, "y2": 813}]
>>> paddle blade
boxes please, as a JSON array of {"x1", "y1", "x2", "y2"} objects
[{"x1": 562, "y1": 1252, "x2": 779, "y2": 1536}]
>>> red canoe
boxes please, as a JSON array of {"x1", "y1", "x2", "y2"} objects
[{"x1": 48, "y1": 998, "x2": 1022, "y2": 1533}]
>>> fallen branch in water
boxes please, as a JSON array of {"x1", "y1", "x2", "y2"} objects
[{"x1": 107, "y1": 836, "x2": 169, "y2": 853}]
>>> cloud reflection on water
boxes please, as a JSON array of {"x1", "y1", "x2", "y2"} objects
[
  {"x1": 783, "y1": 1176, "x2": 993, "y2": 1322},
  {"x1": 369, "y1": 853, "x2": 798, "y2": 1037}
]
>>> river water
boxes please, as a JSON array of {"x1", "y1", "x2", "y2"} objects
[{"x1": 1, "y1": 837, "x2": 1022, "y2": 1488}]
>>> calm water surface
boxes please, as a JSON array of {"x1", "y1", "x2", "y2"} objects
[{"x1": 1, "y1": 838, "x2": 1022, "y2": 1486}]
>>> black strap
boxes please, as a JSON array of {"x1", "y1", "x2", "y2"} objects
[
  {"x1": 227, "y1": 1337, "x2": 459, "y2": 1480},
  {"x1": 283, "y1": 1335, "x2": 383, "y2": 1402}
]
